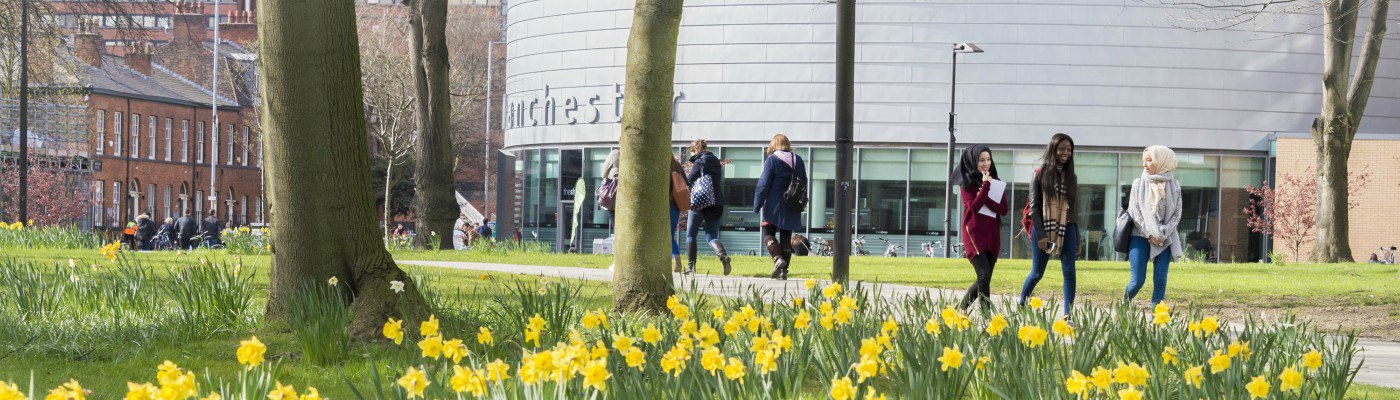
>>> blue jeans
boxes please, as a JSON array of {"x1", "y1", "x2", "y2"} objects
[
  {"x1": 686, "y1": 209, "x2": 723, "y2": 245},
  {"x1": 1125, "y1": 235, "x2": 1171, "y2": 304},
  {"x1": 1020, "y1": 224, "x2": 1078, "y2": 316},
  {"x1": 670, "y1": 205, "x2": 680, "y2": 256}
]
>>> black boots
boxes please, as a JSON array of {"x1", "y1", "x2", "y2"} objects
[
  {"x1": 765, "y1": 235, "x2": 788, "y2": 280},
  {"x1": 685, "y1": 242, "x2": 698, "y2": 275},
  {"x1": 710, "y1": 241, "x2": 732, "y2": 276}
]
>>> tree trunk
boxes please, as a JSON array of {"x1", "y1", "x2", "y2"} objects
[
  {"x1": 258, "y1": 0, "x2": 427, "y2": 339},
  {"x1": 1310, "y1": 0, "x2": 1388, "y2": 262},
  {"x1": 408, "y1": 0, "x2": 456, "y2": 250},
  {"x1": 613, "y1": 0, "x2": 683, "y2": 314},
  {"x1": 383, "y1": 159, "x2": 395, "y2": 243}
]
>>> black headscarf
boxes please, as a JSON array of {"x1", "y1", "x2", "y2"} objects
[{"x1": 949, "y1": 144, "x2": 998, "y2": 192}]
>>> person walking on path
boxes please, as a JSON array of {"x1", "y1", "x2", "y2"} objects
[
  {"x1": 952, "y1": 144, "x2": 1008, "y2": 312},
  {"x1": 1019, "y1": 133, "x2": 1081, "y2": 317},
  {"x1": 754, "y1": 134, "x2": 807, "y2": 280},
  {"x1": 668, "y1": 155, "x2": 687, "y2": 274},
  {"x1": 1124, "y1": 145, "x2": 1183, "y2": 306},
  {"x1": 199, "y1": 210, "x2": 223, "y2": 248},
  {"x1": 684, "y1": 139, "x2": 733, "y2": 275},
  {"x1": 135, "y1": 213, "x2": 157, "y2": 251},
  {"x1": 176, "y1": 210, "x2": 199, "y2": 250}
]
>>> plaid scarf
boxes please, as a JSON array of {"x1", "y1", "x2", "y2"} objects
[{"x1": 1041, "y1": 175, "x2": 1071, "y2": 256}]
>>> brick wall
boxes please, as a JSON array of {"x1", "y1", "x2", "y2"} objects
[
  {"x1": 88, "y1": 94, "x2": 263, "y2": 228},
  {"x1": 1275, "y1": 137, "x2": 1400, "y2": 261}
]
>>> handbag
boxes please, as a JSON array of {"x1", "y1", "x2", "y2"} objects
[
  {"x1": 1114, "y1": 210, "x2": 1134, "y2": 254},
  {"x1": 671, "y1": 172, "x2": 692, "y2": 212},
  {"x1": 597, "y1": 177, "x2": 618, "y2": 211},
  {"x1": 690, "y1": 174, "x2": 717, "y2": 210},
  {"x1": 1113, "y1": 184, "x2": 1134, "y2": 253}
]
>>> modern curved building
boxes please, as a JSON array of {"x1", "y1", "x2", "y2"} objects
[{"x1": 498, "y1": 0, "x2": 1400, "y2": 261}]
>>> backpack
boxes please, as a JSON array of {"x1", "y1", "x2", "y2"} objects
[
  {"x1": 1019, "y1": 168, "x2": 1039, "y2": 237},
  {"x1": 782, "y1": 161, "x2": 807, "y2": 210},
  {"x1": 597, "y1": 177, "x2": 618, "y2": 211}
]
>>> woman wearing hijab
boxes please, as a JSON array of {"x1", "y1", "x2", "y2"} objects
[
  {"x1": 952, "y1": 144, "x2": 1008, "y2": 312},
  {"x1": 1124, "y1": 145, "x2": 1183, "y2": 305},
  {"x1": 1019, "y1": 133, "x2": 1080, "y2": 317}
]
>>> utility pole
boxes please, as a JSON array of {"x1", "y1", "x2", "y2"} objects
[
  {"x1": 831, "y1": 0, "x2": 855, "y2": 282},
  {"x1": 18, "y1": 0, "x2": 31, "y2": 223}
]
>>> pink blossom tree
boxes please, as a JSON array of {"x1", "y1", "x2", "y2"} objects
[
  {"x1": 0, "y1": 154, "x2": 91, "y2": 227},
  {"x1": 1244, "y1": 168, "x2": 1370, "y2": 263}
]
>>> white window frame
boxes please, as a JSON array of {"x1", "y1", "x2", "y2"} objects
[
  {"x1": 146, "y1": 183, "x2": 155, "y2": 215},
  {"x1": 113, "y1": 112, "x2": 123, "y2": 156},
  {"x1": 227, "y1": 124, "x2": 235, "y2": 166},
  {"x1": 164, "y1": 118, "x2": 173, "y2": 160},
  {"x1": 96, "y1": 110, "x2": 106, "y2": 156},
  {"x1": 93, "y1": 182, "x2": 104, "y2": 226},
  {"x1": 112, "y1": 181, "x2": 122, "y2": 223},
  {"x1": 163, "y1": 185, "x2": 172, "y2": 221},
  {"x1": 241, "y1": 126, "x2": 250, "y2": 166},
  {"x1": 181, "y1": 120, "x2": 190, "y2": 162},
  {"x1": 196, "y1": 121, "x2": 205, "y2": 163},
  {"x1": 130, "y1": 114, "x2": 140, "y2": 158},
  {"x1": 148, "y1": 115, "x2": 156, "y2": 160}
]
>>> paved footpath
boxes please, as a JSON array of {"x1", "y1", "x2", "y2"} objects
[{"x1": 400, "y1": 260, "x2": 1400, "y2": 389}]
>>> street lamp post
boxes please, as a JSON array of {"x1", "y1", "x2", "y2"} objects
[
  {"x1": 831, "y1": 0, "x2": 855, "y2": 282},
  {"x1": 942, "y1": 43, "x2": 983, "y2": 258},
  {"x1": 485, "y1": 40, "x2": 504, "y2": 222},
  {"x1": 18, "y1": 0, "x2": 30, "y2": 223}
]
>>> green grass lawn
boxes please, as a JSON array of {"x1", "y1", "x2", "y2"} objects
[
  {"x1": 391, "y1": 249, "x2": 1400, "y2": 310},
  {"x1": 4, "y1": 247, "x2": 1400, "y2": 399}
]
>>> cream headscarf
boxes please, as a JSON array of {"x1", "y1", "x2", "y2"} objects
[{"x1": 1142, "y1": 145, "x2": 1178, "y2": 214}]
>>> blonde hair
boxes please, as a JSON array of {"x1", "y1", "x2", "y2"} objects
[
  {"x1": 1143, "y1": 145, "x2": 1177, "y2": 173},
  {"x1": 766, "y1": 134, "x2": 791, "y2": 156},
  {"x1": 689, "y1": 138, "x2": 708, "y2": 154}
]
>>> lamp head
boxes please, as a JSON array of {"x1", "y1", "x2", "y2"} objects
[{"x1": 952, "y1": 43, "x2": 984, "y2": 53}]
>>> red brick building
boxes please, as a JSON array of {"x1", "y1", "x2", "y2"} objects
[
  {"x1": 49, "y1": 0, "x2": 256, "y2": 56},
  {"x1": 51, "y1": 7, "x2": 262, "y2": 229}
]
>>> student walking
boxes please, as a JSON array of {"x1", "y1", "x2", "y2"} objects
[
  {"x1": 684, "y1": 139, "x2": 733, "y2": 275},
  {"x1": 669, "y1": 155, "x2": 687, "y2": 273},
  {"x1": 951, "y1": 144, "x2": 1008, "y2": 312},
  {"x1": 754, "y1": 134, "x2": 807, "y2": 280},
  {"x1": 1124, "y1": 146, "x2": 1183, "y2": 305},
  {"x1": 1019, "y1": 133, "x2": 1080, "y2": 317}
]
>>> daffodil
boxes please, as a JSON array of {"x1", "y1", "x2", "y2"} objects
[
  {"x1": 1280, "y1": 366, "x2": 1303, "y2": 392},
  {"x1": 449, "y1": 365, "x2": 486, "y2": 396},
  {"x1": 266, "y1": 382, "x2": 297, "y2": 400},
  {"x1": 794, "y1": 310, "x2": 812, "y2": 331},
  {"x1": 985, "y1": 314, "x2": 1008, "y2": 337},
  {"x1": 1090, "y1": 367, "x2": 1112, "y2": 390},
  {"x1": 420, "y1": 315, "x2": 440, "y2": 337},
  {"x1": 1064, "y1": 370, "x2": 1088, "y2": 395},
  {"x1": 1200, "y1": 316, "x2": 1220, "y2": 336},
  {"x1": 755, "y1": 349, "x2": 778, "y2": 374},
  {"x1": 724, "y1": 357, "x2": 747, "y2": 383},
  {"x1": 793, "y1": 297, "x2": 805, "y2": 307},
  {"x1": 418, "y1": 335, "x2": 444, "y2": 359},
  {"x1": 667, "y1": 295, "x2": 680, "y2": 310},
  {"x1": 299, "y1": 388, "x2": 322, "y2": 400},
  {"x1": 581, "y1": 359, "x2": 610, "y2": 392},
  {"x1": 854, "y1": 356, "x2": 879, "y2": 383},
  {"x1": 125, "y1": 382, "x2": 159, "y2": 400},
  {"x1": 1162, "y1": 346, "x2": 1179, "y2": 365},
  {"x1": 829, "y1": 377, "x2": 856, "y2": 400},
  {"x1": 1246, "y1": 375, "x2": 1271, "y2": 399},
  {"x1": 701, "y1": 346, "x2": 725, "y2": 374},
  {"x1": 390, "y1": 280, "x2": 405, "y2": 293},
  {"x1": 642, "y1": 323, "x2": 661, "y2": 344},
  {"x1": 1029, "y1": 297, "x2": 1045, "y2": 310},
  {"x1": 1117, "y1": 387, "x2": 1143, "y2": 400},
  {"x1": 383, "y1": 318, "x2": 406, "y2": 344},
  {"x1": 925, "y1": 317, "x2": 941, "y2": 336},
  {"x1": 327, "y1": 276, "x2": 338, "y2": 286},
  {"x1": 1112, "y1": 362, "x2": 1149, "y2": 387},
  {"x1": 1229, "y1": 340, "x2": 1252, "y2": 359},
  {"x1": 805, "y1": 278, "x2": 817, "y2": 291},
  {"x1": 0, "y1": 381, "x2": 27, "y2": 400},
  {"x1": 1302, "y1": 349, "x2": 1323, "y2": 371},
  {"x1": 1209, "y1": 350, "x2": 1231, "y2": 373},
  {"x1": 1183, "y1": 365, "x2": 1204, "y2": 388},
  {"x1": 485, "y1": 359, "x2": 511, "y2": 382},
  {"x1": 477, "y1": 327, "x2": 494, "y2": 346},
  {"x1": 822, "y1": 282, "x2": 842, "y2": 299},
  {"x1": 1018, "y1": 325, "x2": 1048, "y2": 348},
  {"x1": 236, "y1": 336, "x2": 266, "y2": 369},
  {"x1": 397, "y1": 367, "x2": 429, "y2": 398},
  {"x1": 625, "y1": 347, "x2": 646, "y2": 370},
  {"x1": 1053, "y1": 317, "x2": 1075, "y2": 337},
  {"x1": 937, "y1": 346, "x2": 964, "y2": 371},
  {"x1": 443, "y1": 338, "x2": 468, "y2": 364},
  {"x1": 672, "y1": 304, "x2": 691, "y2": 320}
]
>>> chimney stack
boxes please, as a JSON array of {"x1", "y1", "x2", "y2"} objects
[
  {"x1": 217, "y1": 10, "x2": 257, "y2": 46},
  {"x1": 74, "y1": 21, "x2": 104, "y2": 68},
  {"x1": 171, "y1": 0, "x2": 208, "y2": 43},
  {"x1": 126, "y1": 42, "x2": 153, "y2": 76}
]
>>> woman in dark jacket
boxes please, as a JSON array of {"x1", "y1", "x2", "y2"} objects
[
  {"x1": 685, "y1": 139, "x2": 733, "y2": 275},
  {"x1": 952, "y1": 144, "x2": 1008, "y2": 312},
  {"x1": 753, "y1": 134, "x2": 807, "y2": 280},
  {"x1": 1019, "y1": 133, "x2": 1080, "y2": 317}
]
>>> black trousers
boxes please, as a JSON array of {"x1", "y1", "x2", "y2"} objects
[
  {"x1": 761, "y1": 224, "x2": 792, "y2": 259},
  {"x1": 960, "y1": 251, "x2": 997, "y2": 311}
]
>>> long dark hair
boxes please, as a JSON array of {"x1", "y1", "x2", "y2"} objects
[{"x1": 1038, "y1": 133, "x2": 1077, "y2": 199}]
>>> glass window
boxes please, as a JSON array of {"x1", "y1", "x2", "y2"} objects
[
  {"x1": 148, "y1": 116, "x2": 156, "y2": 159},
  {"x1": 242, "y1": 126, "x2": 250, "y2": 166},
  {"x1": 718, "y1": 147, "x2": 763, "y2": 255},
  {"x1": 96, "y1": 110, "x2": 105, "y2": 156},
  {"x1": 908, "y1": 149, "x2": 950, "y2": 256},
  {"x1": 181, "y1": 120, "x2": 190, "y2": 162},
  {"x1": 857, "y1": 149, "x2": 909, "y2": 255},
  {"x1": 164, "y1": 118, "x2": 173, "y2": 160},
  {"x1": 808, "y1": 148, "x2": 837, "y2": 236},
  {"x1": 196, "y1": 121, "x2": 205, "y2": 163},
  {"x1": 113, "y1": 181, "x2": 122, "y2": 223},
  {"x1": 1220, "y1": 156, "x2": 1266, "y2": 263},
  {"x1": 114, "y1": 112, "x2": 123, "y2": 156},
  {"x1": 228, "y1": 124, "x2": 235, "y2": 166},
  {"x1": 539, "y1": 150, "x2": 560, "y2": 248},
  {"x1": 195, "y1": 190, "x2": 203, "y2": 218},
  {"x1": 164, "y1": 185, "x2": 172, "y2": 221},
  {"x1": 131, "y1": 114, "x2": 140, "y2": 158},
  {"x1": 1121, "y1": 152, "x2": 1219, "y2": 262},
  {"x1": 521, "y1": 149, "x2": 541, "y2": 239},
  {"x1": 93, "y1": 181, "x2": 104, "y2": 227}
]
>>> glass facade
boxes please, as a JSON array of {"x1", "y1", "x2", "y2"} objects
[{"x1": 511, "y1": 146, "x2": 1266, "y2": 261}]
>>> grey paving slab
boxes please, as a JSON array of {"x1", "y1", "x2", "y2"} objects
[{"x1": 399, "y1": 260, "x2": 1400, "y2": 389}]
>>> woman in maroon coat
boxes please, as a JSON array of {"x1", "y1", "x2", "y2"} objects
[{"x1": 952, "y1": 144, "x2": 1009, "y2": 312}]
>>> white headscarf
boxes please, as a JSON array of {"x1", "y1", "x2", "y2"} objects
[{"x1": 1142, "y1": 145, "x2": 1178, "y2": 215}]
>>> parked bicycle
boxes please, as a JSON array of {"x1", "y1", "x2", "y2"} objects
[{"x1": 877, "y1": 237, "x2": 902, "y2": 257}]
